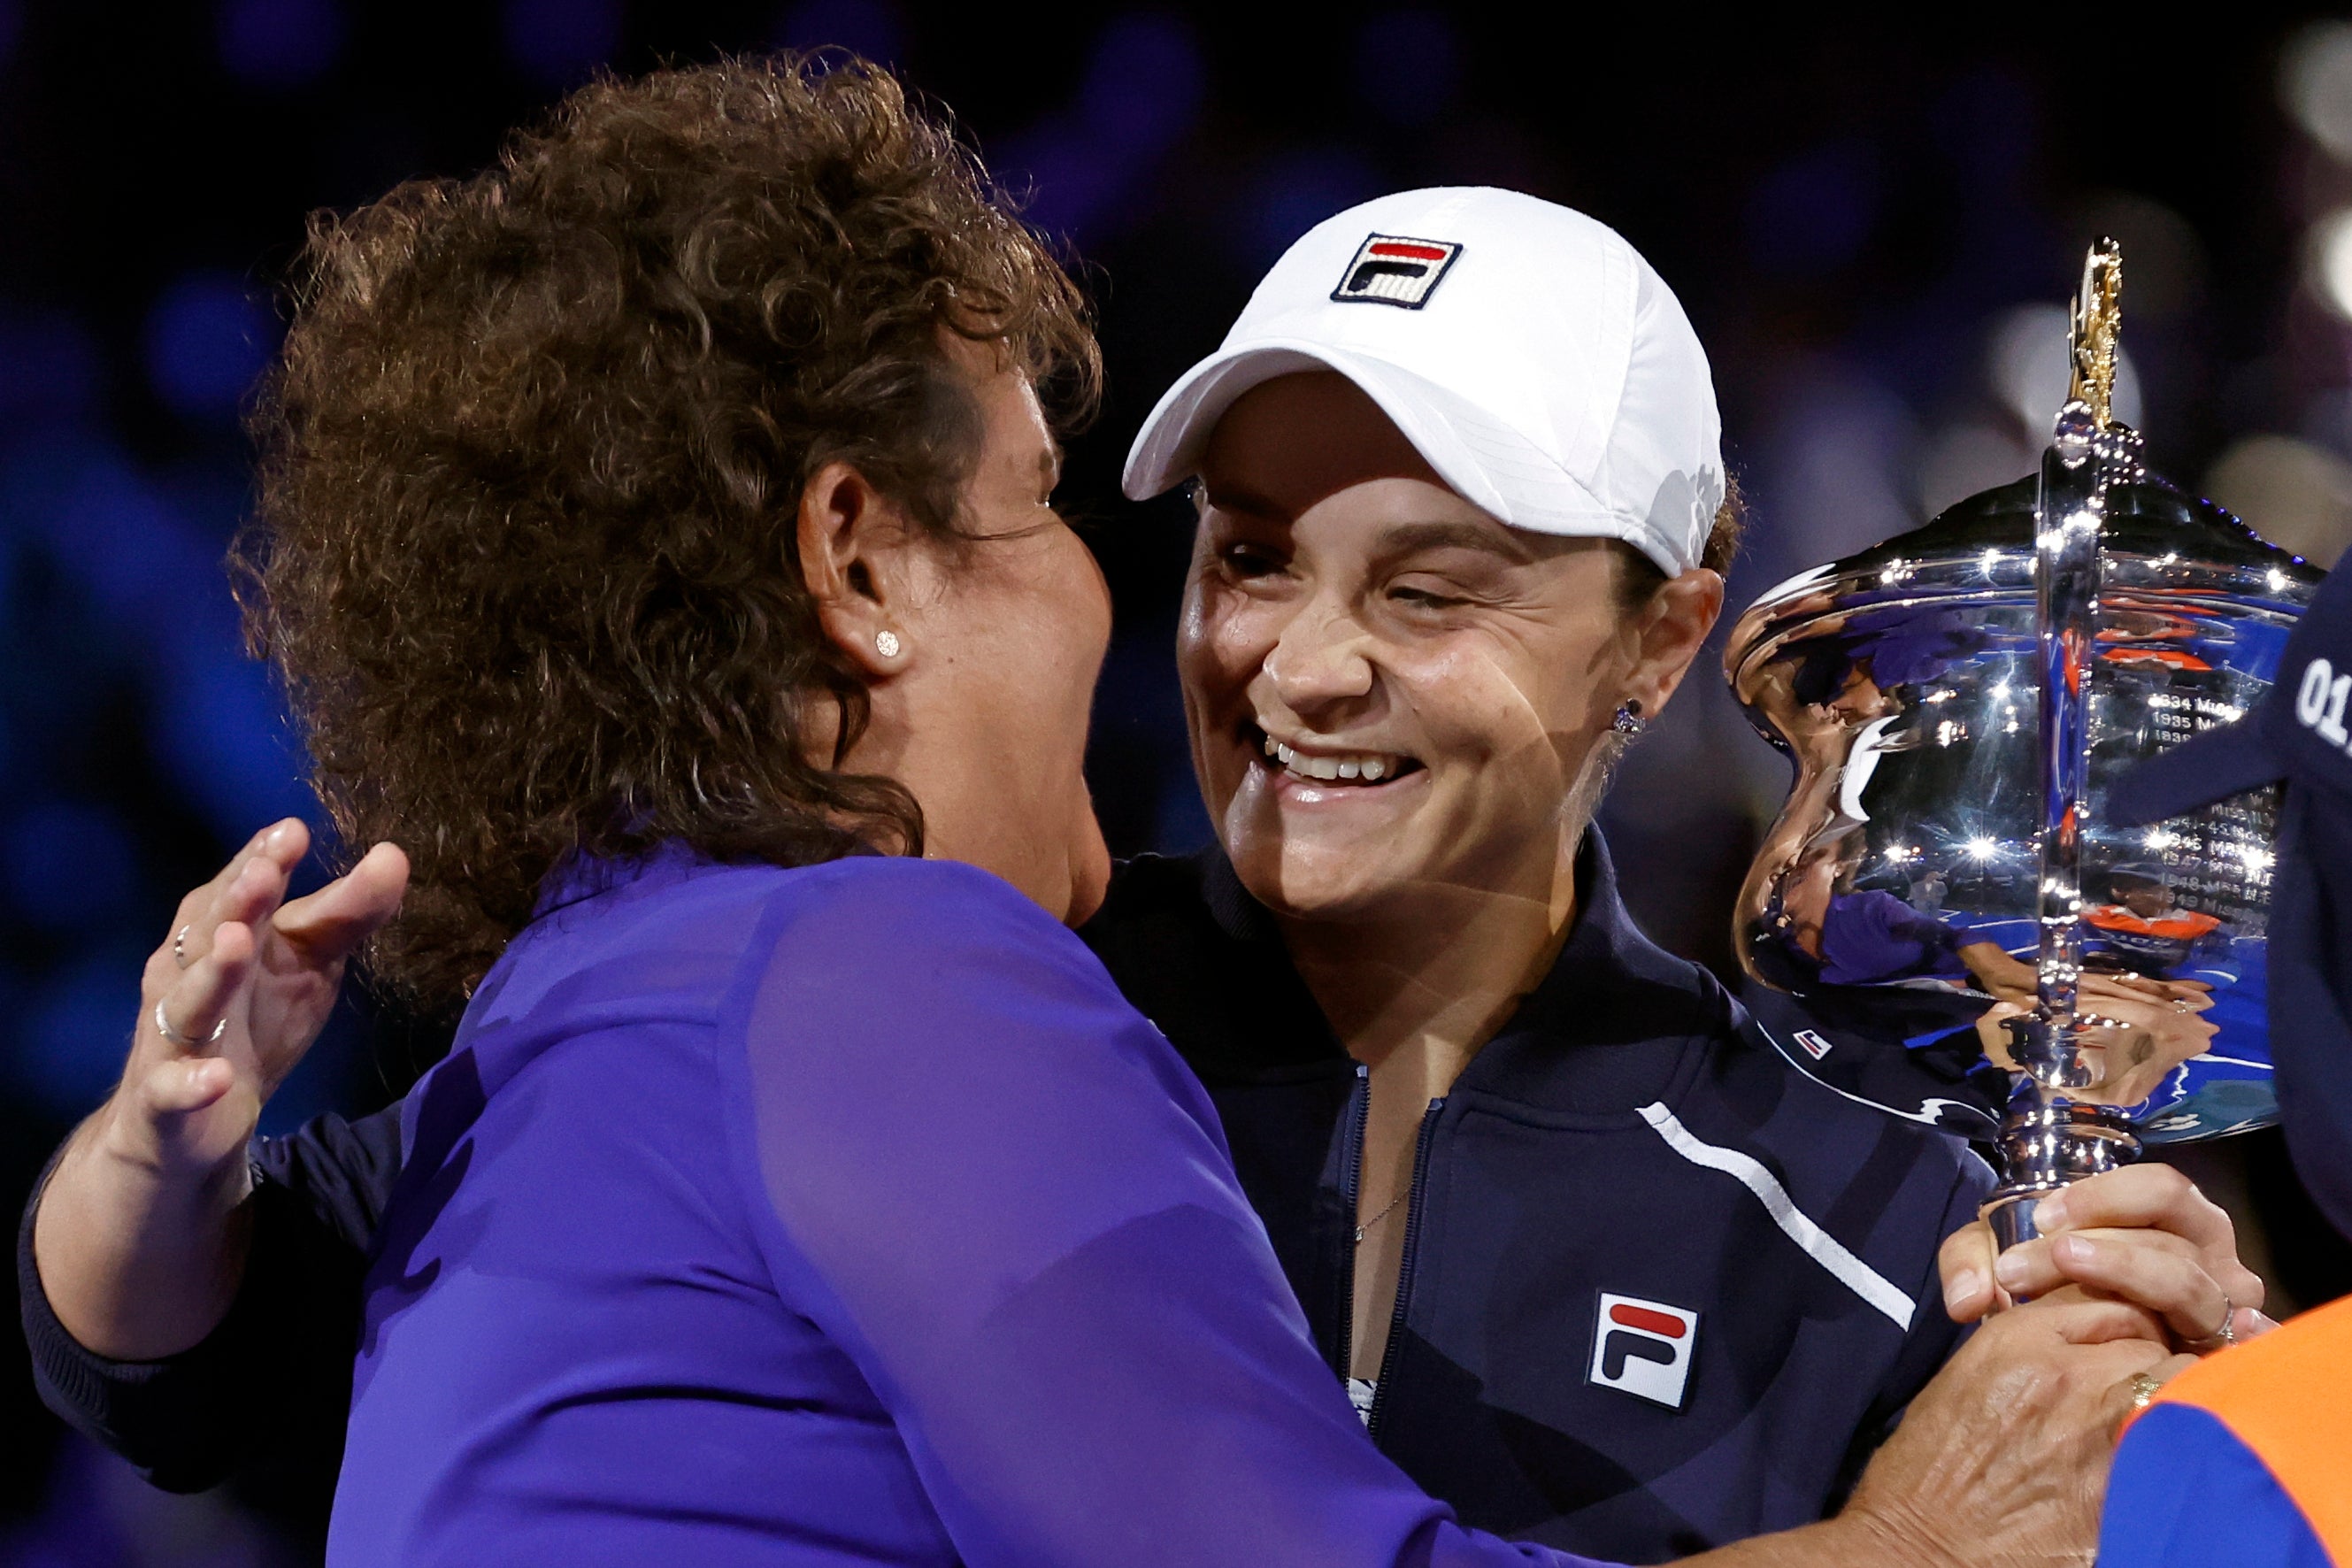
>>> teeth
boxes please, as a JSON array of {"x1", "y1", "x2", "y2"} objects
[{"x1": 1258, "y1": 734, "x2": 1408, "y2": 786}]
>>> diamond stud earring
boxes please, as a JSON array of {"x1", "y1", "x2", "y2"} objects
[
  {"x1": 875, "y1": 630, "x2": 901, "y2": 658},
  {"x1": 1611, "y1": 700, "x2": 1646, "y2": 735}
]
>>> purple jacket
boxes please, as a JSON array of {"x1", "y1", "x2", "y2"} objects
[{"x1": 329, "y1": 849, "x2": 1610, "y2": 1567}]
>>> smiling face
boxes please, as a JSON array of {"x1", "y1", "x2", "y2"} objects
[{"x1": 1179, "y1": 372, "x2": 1699, "y2": 926}]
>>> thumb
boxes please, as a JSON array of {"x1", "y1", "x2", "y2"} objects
[
  {"x1": 1938, "y1": 1219, "x2": 2001, "y2": 1323},
  {"x1": 272, "y1": 842, "x2": 410, "y2": 958}
]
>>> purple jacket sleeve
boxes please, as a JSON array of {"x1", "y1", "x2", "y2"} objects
[{"x1": 716, "y1": 858, "x2": 1618, "y2": 1568}]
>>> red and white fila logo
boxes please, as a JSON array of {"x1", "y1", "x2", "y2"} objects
[
  {"x1": 1588, "y1": 1292, "x2": 1699, "y2": 1410},
  {"x1": 1332, "y1": 234, "x2": 1463, "y2": 309},
  {"x1": 1794, "y1": 1029, "x2": 1833, "y2": 1061}
]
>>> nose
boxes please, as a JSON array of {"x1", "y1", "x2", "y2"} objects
[{"x1": 1260, "y1": 595, "x2": 1375, "y2": 715}]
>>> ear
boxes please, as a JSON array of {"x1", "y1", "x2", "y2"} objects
[
  {"x1": 1622, "y1": 567, "x2": 1726, "y2": 719},
  {"x1": 797, "y1": 459, "x2": 917, "y2": 680}
]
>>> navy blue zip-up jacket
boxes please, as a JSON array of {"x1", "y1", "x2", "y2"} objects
[{"x1": 22, "y1": 832, "x2": 1989, "y2": 1564}]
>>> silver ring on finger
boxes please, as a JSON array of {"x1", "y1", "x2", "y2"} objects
[
  {"x1": 173, "y1": 924, "x2": 194, "y2": 968},
  {"x1": 154, "y1": 997, "x2": 227, "y2": 1049},
  {"x1": 2181, "y1": 1293, "x2": 2238, "y2": 1353}
]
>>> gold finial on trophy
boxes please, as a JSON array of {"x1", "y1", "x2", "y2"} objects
[{"x1": 2068, "y1": 237, "x2": 2125, "y2": 431}]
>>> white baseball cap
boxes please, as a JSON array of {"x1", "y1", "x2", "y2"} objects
[{"x1": 1121, "y1": 187, "x2": 1725, "y2": 576}]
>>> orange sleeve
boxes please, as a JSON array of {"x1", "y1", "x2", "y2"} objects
[{"x1": 2131, "y1": 1295, "x2": 2352, "y2": 1558}]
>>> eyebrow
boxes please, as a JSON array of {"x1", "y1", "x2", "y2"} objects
[
  {"x1": 1199, "y1": 489, "x2": 1533, "y2": 558},
  {"x1": 1377, "y1": 520, "x2": 1538, "y2": 565},
  {"x1": 1197, "y1": 482, "x2": 1280, "y2": 519}
]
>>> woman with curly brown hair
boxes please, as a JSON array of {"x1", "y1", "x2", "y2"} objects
[{"x1": 26, "y1": 53, "x2": 2179, "y2": 1568}]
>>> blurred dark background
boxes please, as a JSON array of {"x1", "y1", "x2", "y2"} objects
[{"x1": 5, "y1": 3, "x2": 2352, "y2": 1560}]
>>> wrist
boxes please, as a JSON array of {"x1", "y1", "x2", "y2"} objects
[
  {"x1": 35, "y1": 1109, "x2": 258, "y2": 1361},
  {"x1": 1830, "y1": 1498, "x2": 1966, "y2": 1568},
  {"x1": 83, "y1": 1095, "x2": 253, "y2": 1216},
  {"x1": 1686, "y1": 1510, "x2": 1964, "y2": 1568}
]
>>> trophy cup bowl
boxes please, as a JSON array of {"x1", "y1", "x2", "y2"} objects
[{"x1": 1725, "y1": 466, "x2": 2323, "y2": 1234}]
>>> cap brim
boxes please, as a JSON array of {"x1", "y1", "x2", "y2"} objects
[
  {"x1": 2108, "y1": 717, "x2": 2287, "y2": 826},
  {"x1": 1122, "y1": 343, "x2": 1341, "y2": 499},
  {"x1": 1119, "y1": 339, "x2": 1683, "y2": 571}
]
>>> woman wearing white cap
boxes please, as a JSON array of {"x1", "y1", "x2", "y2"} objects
[{"x1": 1102, "y1": 185, "x2": 2266, "y2": 1552}]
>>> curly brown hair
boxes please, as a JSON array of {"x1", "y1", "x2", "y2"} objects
[{"x1": 237, "y1": 55, "x2": 1100, "y2": 1014}]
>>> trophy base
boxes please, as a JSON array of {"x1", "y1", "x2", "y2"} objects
[{"x1": 1981, "y1": 1100, "x2": 2142, "y2": 1250}]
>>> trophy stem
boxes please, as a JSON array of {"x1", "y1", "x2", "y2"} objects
[
  {"x1": 2029, "y1": 435, "x2": 2099, "y2": 1041},
  {"x1": 1982, "y1": 1038, "x2": 2142, "y2": 1249},
  {"x1": 1982, "y1": 239, "x2": 2148, "y2": 1249}
]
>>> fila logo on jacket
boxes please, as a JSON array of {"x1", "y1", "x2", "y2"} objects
[{"x1": 1588, "y1": 1293, "x2": 1700, "y2": 1410}]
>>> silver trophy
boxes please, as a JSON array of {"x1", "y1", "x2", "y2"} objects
[{"x1": 1726, "y1": 240, "x2": 2325, "y2": 1249}]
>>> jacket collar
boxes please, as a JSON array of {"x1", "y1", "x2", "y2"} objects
[
  {"x1": 529, "y1": 839, "x2": 880, "y2": 921},
  {"x1": 1187, "y1": 829, "x2": 1731, "y2": 1116}
]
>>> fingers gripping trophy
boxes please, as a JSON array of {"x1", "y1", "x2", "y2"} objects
[{"x1": 1726, "y1": 239, "x2": 2326, "y2": 1256}]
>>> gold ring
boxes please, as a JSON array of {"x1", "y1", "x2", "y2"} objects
[{"x1": 2127, "y1": 1372, "x2": 2163, "y2": 1409}]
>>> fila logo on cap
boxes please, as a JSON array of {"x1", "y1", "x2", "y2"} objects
[
  {"x1": 1795, "y1": 1029, "x2": 1833, "y2": 1061},
  {"x1": 1588, "y1": 1292, "x2": 1698, "y2": 1410},
  {"x1": 1332, "y1": 234, "x2": 1463, "y2": 309}
]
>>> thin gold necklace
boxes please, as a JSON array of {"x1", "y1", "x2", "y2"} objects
[{"x1": 1354, "y1": 1193, "x2": 1406, "y2": 1244}]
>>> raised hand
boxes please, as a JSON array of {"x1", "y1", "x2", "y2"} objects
[
  {"x1": 33, "y1": 820, "x2": 406, "y2": 1359},
  {"x1": 119, "y1": 819, "x2": 408, "y2": 1182}
]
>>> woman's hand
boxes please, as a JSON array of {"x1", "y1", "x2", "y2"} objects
[
  {"x1": 1680, "y1": 1296, "x2": 2187, "y2": 1568},
  {"x1": 108, "y1": 819, "x2": 409, "y2": 1184},
  {"x1": 1827, "y1": 1296, "x2": 2193, "y2": 1568},
  {"x1": 1956, "y1": 941, "x2": 2041, "y2": 1010},
  {"x1": 33, "y1": 819, "x2": 406, "y2": 1359},
  {"x1": 1938, "y1": 1164, "x2": 2276, "y2": 1355}
]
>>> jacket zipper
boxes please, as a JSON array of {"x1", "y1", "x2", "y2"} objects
[
  {"x1": 1335, "y1": 1062, "x2": 1371, "y2": 1379},
  {"x1": 1366, "y1": 1097, "x2": 1443, "y2": 1441}
]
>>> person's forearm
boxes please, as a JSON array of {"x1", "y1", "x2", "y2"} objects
[{"x1": 30, "y1": 1100, "x2": 254, "y2": 1360}]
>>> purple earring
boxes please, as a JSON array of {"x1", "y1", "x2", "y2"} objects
[{"x1": 1611, "y1": 700, "x2": 1646, "y2": 735}]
